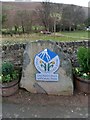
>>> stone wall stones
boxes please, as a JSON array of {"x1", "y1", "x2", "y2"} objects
[
  {"x1": 2, "y1": 40, "x2": 89, "y2": 67},
  {"x1": 2, "y1": 43, "x2": 26, "y2": 67}
]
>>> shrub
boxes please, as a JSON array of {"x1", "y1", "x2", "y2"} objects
[
  {"x1": 0, "y1": 61, "x2": 19, "y2": 83},
  {"x1": 77, "y1": 47, "x2": 90, "y2": 73},
  {"x1": 74, "y1": 46, "x2": 90, "y2": 80},
  {"x1": 2, "y1": 61, "x2": 14, "y2": 75}
]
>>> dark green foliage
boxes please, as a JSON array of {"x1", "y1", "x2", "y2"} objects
[
  {"x1": 74, "y1": 46, "x2": 90, "y2": 80},
  {"x1": 77, "y1": 47, "x2": 90, "y2": 73},
  {"x1": 74, "y1": 67, "x2": 90, "y2": 79},
  {"x1": 2, "y1": 14, "x2": 7, "y2": 24},
  {"x1": 2, "y1": 70, "x2": 19, "y2": 83},
  {"x1": 12, "y1": 70, "x2": 19, "y2": 80},
  {"x1": 1, "y1": 61, "x2": 19, "y2": 83},
  {"x1": 2, "y1": 61, "x2": 14, "y2": 75},
  {"x1": 84, "y1": 17, "x2": 90, "y2": 26}
]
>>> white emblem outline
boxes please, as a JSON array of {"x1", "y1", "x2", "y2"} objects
[{"x1": 34, "y1": 49, "x2": 60, "y2": 73}]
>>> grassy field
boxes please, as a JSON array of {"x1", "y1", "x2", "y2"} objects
[
  {"x1": 1, "y1": 31, "x2": 89, "y2": 45},
  {"x1": 60, "y1": 31, "x2": 89, "y2": 38}
]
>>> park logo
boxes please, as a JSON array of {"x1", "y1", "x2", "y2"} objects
[{"x1": 34, "y1": 49, "x2": 60, "y2": 81}]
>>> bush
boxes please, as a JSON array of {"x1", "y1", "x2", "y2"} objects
[
  {"x1": 2, "y1": 61, "x2": 14, "y2": 75},
  {"x1": 77, "y1": 47, "x2": 90, "y2": 73},
  {"x1": 0, "y1": 61, "x2": 19, "y2": 83},
  {"x1": 74, "y1": 46, "x2": 90, "y2": 80}
]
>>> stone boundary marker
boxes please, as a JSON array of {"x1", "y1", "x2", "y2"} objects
[{"x1": 20, "y1": 40, "x2": 73, "y2": 95}]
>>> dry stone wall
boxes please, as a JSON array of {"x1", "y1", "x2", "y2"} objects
[{"x1": 2, "y1": 40, "x2": 89, "y2": 67}]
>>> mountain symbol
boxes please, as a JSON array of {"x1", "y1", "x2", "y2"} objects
[{"x1": 38, "y1": 49, "x2": 57, "y2": 62}]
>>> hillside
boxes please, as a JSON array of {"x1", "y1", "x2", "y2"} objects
[
  {"x1": 2, "y1": 2, "x2": 40, "y2": 11},
  {"x1": 1, "y1": 2, "x2": 88, "y2": 28},
  {"x1": 2, "y1": 2, "x2": 88, "y2": 16}
]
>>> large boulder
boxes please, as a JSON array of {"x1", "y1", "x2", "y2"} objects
[{"x1": 20, "y1": 40, "x2": 73, "y2": 95}]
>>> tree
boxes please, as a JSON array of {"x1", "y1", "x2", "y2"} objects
[
  {"x1": 15, "y1": 10, "x2": 33, "y2": 33},
  {"x1": 84, "y1": 17, "x2": 90, "y2": 27},
  {"x1": 50, "y1": 3, "x2": 62, "y2": 33},
  {"x1": 84, "y1": 8, "x2": 90, "y2": 27},
  {"x1": 2, "y1": 7, "x2": 8, "y2": 28},
  {"x1": 36, "y1": 1, "x2": 51, "y2": 31},
  {"x1": 2, "y1": 14, "x2": 7, "y2": 25},
  {"x1": 36, "y1": 2, "x2": 63, "y2": 32},
  {"x1": 61, "y1": 5, "x2": 85, "y2": 31}
]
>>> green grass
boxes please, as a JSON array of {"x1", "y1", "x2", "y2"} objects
[
  {"x1": 60, "y1": 31, "x2": 89, "y2": 38},
  {"x1": 1, "y1": 31, "x2": 89, "y2": 45}
]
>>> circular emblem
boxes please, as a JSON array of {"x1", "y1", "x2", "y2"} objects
[{"x1": 34, "y1": 49, "x2": 60, "y2": 73}]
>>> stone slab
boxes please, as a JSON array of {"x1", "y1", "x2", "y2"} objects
[{"x1": 20, "y1": 40, "x2": 73, "y2": 95}]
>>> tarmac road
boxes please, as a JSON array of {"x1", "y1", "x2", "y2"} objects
[
  {"x1": 2, "y1": 103, "x2": 88, "y2": 118},
  {"x1": 1, "y1": 89, "x2": 89, "y2": 119}
]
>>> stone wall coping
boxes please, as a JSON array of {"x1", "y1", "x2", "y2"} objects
[{"x1": 2, "y1": 40, "x2": 89, "y2": 47}]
